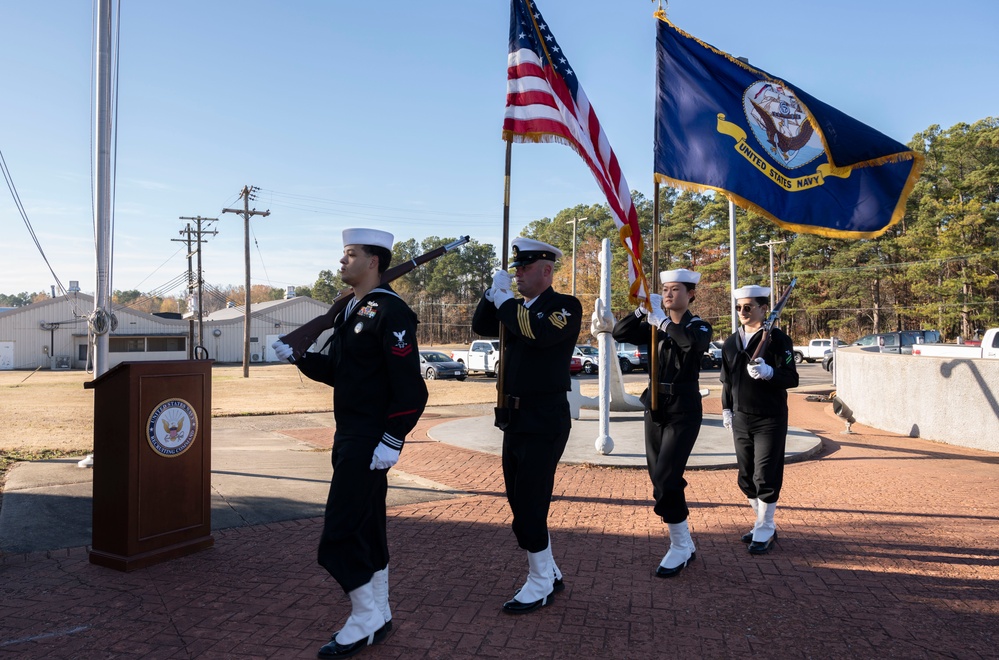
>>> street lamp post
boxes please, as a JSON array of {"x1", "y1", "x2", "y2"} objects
[{"x1": 565, "y1": 216, "x2": 587, "y2": 298}]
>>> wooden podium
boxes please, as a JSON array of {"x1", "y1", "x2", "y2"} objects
[{"x1": 86, "y1": 360, "x2": 214, "y2": 571}]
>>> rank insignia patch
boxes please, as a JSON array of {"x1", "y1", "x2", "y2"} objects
[
  {"x1": 549, "y1": 308, "x2": 572, "y2": 330},
  {"x1": 391, "y1": 329, "x2": 412, "y2": 357}
]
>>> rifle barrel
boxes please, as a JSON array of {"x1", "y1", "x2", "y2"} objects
[{"x1": 281, "y1": 236, "x2": 470, "y2": 360}]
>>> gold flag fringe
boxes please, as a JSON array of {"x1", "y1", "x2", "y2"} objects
[
  {"x1": 502, "y1": 129, "x2": 650, "y2": 302},
  {"x1": 654, "y1": 157, "x2": 923, "y2": 241}
]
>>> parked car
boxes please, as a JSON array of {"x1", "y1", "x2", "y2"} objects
[
  {"x1": 616, "y1": 342, "x2": 648, "y2": 373},
  {"x1": 822, "y1": 329, "x2": 942, "y2": 372},
  {"x1": 450, "y1": 339, "x2": 500, "y2": 376},
  {"x1": 574, "y1": 345, "x2": 599, "y2": 374},
  {"x1": 792, "y1": 338, "x2": 837, "y2": 364},
  {"x1": 419, "y1": 351, "x2": 468, "y2": 380},
  {"x1": 569, "y1": 354, "x2": 583, "y2": 376},
  {"x1": 911, "y1": 327, "x2": 999, "y2": 359},
  {"x1": 852, "y1": 329, "x2": 941, "y2": 355},
  {"x1": 702, "y1": 340, "x2": 723, "y2": 370}
]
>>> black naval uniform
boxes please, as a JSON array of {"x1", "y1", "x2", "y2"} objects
[
  {"x1": 296, "y1": 285, "x2": 428, "y2": 593},
  {"x1": 720, "y1": 326, "x2": 798, "y2": 504},
  {"x1": 613, "y1": 310, "x2": 712, "y2": 524},
  {"x1": 472, "y1": 286, "x2": 582, "y2": 553}
]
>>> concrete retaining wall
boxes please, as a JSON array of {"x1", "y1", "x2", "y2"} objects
[{"x1": 835, "y1": 347, "x2": 999, "y2": 453}]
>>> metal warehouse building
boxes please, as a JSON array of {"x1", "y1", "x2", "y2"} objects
[{"x1": 0, "y1": 293, "x2": 332, "y2": 370}]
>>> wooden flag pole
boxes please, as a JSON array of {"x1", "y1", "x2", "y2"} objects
[
  {"x1": 497, "y1": 138, "x2": 513, "y2": 409},
  {"x1": 650, "y1": 180, "x2": 661, "y2": 411}
]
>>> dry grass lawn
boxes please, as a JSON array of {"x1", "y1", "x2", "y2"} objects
[{"x1": 0, "y1": 362, "x2": 631, "y2": 454}]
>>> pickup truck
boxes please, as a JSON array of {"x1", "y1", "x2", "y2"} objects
[
  {"x1": 792, "y1": 338, "x2": 836, "y2": 364},
  {"x1": 450, "y1": 339, "x2": 500, "y2": 376},
  {"x1": 911, "y1": 328, "x2": 999, "y2": 359}
]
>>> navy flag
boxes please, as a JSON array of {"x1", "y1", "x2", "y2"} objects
[{"x1": 654, "y1": 13, "x2": 923, "y2": 239}]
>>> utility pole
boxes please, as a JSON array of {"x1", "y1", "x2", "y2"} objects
[
  {"x1": 178, "y1": 215, "x2": 218, "y2": 356},
  {"x1": 222, "y1": 186, "x2": 269, "y2": 378},
  {"x1": 565, "y1": 216, "x2": 586, "y2": 298},
  {"x1": 171, "y1": 224, "x2": 196, "y2": 359},
  {"x1": 755, "y1": 239, "x2": 787, "y2": 309}
]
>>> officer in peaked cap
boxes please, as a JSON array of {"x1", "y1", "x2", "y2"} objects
[
  {"x1": 509, "y1": 237, "x2": 563, "y2": 267},
  {"x1": 272, "y1": 227, "x2": 428, "y2": 658},
  {"x1": 471, "y1": 235, "x2": 581, "y2": 615},
  {"x1": 613, "y1": 267, "x2": 712, "y2": 578},
  {"x1": 720, "y1": 284, "x2": 798, "y2": 556}
]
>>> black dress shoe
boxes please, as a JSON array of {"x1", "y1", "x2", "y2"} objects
[
  {"x1": 502, "y1": 590, "x2": 554, "y2": 614},
  {"x1": 741, "y1": 531, "x2": 753, "y2": 543},
  {"x1": 748, "y1": 532, "x2": 777, "y2": 555},
  {"x1": 654, "y1": 551, "x2": 696, "y2": 578},
  {"x1": 552, "y1": 577, "x2": 565, "y2": 594},
  {"x1": 318, "y1": 621, "x2": 391, "y2": 658}
]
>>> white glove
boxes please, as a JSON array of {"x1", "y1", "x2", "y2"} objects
[
  {"x1": 747, "y1": 357, "x2": 774, "y2": 380},
  {"x1": 634, "y1": 304, "x2": 648, "y2": 318},
  {"x1": 722, "y1": 409, "x2": 733, "y2": 430},
  {"x1": 272, "y1": 337, "x2": 294, "y2": 362},
  {"x1": 484, "y1": 287, "x2": 495, "y2": 303},
  {"x1": 490, "y1": 268, "x2": 514, "y2": 309},
  {"x1": 369, "y1": 442, "x2": 400, "y2": 470},
  {"x1": 491, "y1": 268, "x2": 513, "y2": 292},
  {"x1": 646, "y1": 293, "x2": 668, "y2": 330}
]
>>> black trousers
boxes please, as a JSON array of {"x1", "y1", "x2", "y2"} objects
[
  {"x1": 502, "y1": 428, "x2": 570, "y2": 552},
  {"x1": 644, "y1": 397, "x2": 702, "y2": 524},
  {"x1": 317, "y1": 433, "x2": 388, "y2": 594},
  {"x1": 733, "y1": 411, "x2": 788, "y2": 504}
]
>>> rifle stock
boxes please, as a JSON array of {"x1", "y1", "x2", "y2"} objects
[
  {"x1": 750, "y1": 278, "x2": 797, "y2": 361},
  {"x1": 281, "y1": 236, "x2": 470, "y2": 361}
]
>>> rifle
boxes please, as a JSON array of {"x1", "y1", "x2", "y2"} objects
[
  {"x1": 750, "y1": 277, "x2": 797, "y2": 361},
  {"x1": 281, "y1": 235, "x2": 471, "y2": 361}
]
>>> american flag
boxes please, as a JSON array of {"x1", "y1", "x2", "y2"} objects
[{"x1": 503, "y1": 0, "x2": 648, "y2": 302}]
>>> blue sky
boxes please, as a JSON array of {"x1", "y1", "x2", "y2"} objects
[{"x1": 2, "y1": 1, "x2": 996, "y2": 297}]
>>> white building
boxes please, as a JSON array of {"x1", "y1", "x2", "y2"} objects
[
  {"x1": 202, "y1": 297, "x2": 333, "y2": 364},
  {"x1": 0, "y1": 293, "x2": 332, "y2": 370}
]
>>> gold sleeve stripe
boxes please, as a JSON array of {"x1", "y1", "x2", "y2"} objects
[{"x1": 517, "y1": 305, "x2": 536, "y2": 339}]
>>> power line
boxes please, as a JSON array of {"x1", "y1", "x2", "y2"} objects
[
  {"x1": 255, "y1": 187, "x2": 519, "y2": 228},
  {"x1": 783, "y1": 250, "x2": 999, "y2": 276}
]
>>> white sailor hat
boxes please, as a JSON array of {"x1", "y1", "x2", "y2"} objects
[
  {"x1": 510, "y1": 237, "x2": 562, "y2": 267},
  {"x1": 342, "y1": 228, "x2": 394, "y2": 250},
  {"x1": 733, "y1": 284, "x2": 771, "y2": 299},
  {"x1": 659, "y1": 268, "x2": 701, "y2": 285}
]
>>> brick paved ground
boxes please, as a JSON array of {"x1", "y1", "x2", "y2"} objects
[{"x1": 1, "y1": 394, "x2": 997, "y2": 659}]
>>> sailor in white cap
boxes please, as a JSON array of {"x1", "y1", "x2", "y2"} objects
[
  {"x1": 612, "y1": 267, "x2": 712, "y2": 578},
  {"x1": 274, "y1": 228, "x2": 428, "y2": 657},
  {"x1": 719, "y1": 284, "x2": 798, "y2": 555},
  {"x1": 472, "y1": 235, "x2": 582, "y2": 614}
]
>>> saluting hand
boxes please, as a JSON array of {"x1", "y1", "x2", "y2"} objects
[{"x1": 490, "y1": 268, "x2": 514, "y2": 309}]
